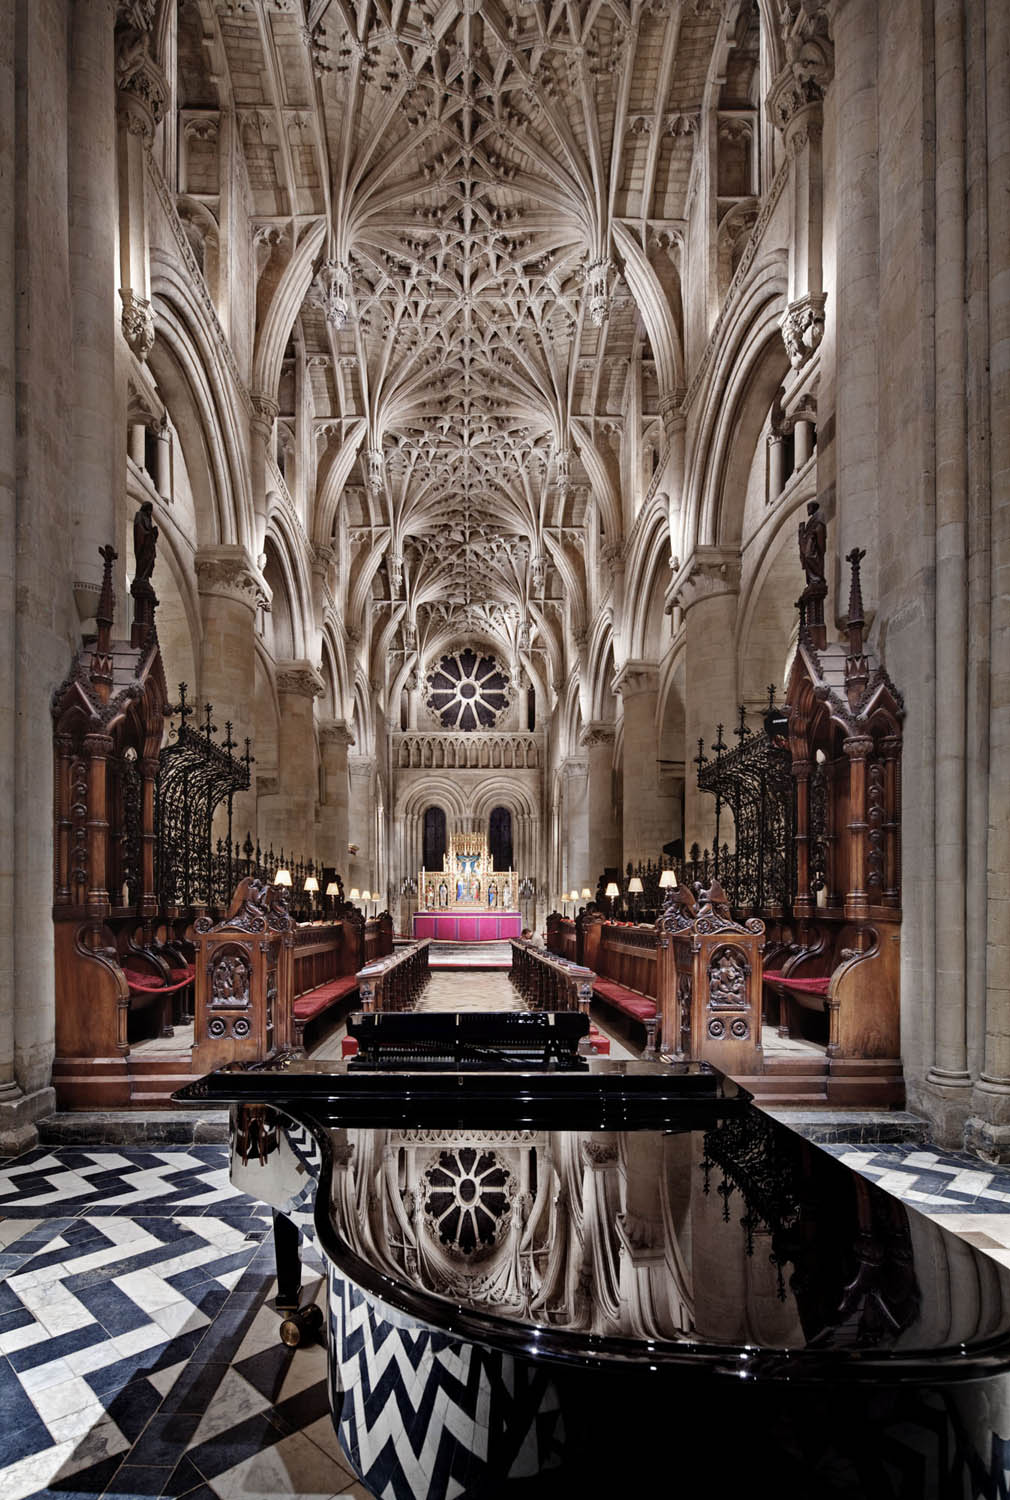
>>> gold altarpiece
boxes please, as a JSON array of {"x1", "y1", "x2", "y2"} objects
[{"x1": 418, "y1": 832, "x2": 517, "y2": 912}]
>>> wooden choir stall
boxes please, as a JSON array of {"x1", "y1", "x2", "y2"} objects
[
  {"x1": 541, "y1": 531, "x2": 904, "y2": 1108},
  {"x1": 50, "y1": 535, "x2": 394, "y2": 1110}
]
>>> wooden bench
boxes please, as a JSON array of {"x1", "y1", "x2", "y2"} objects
[
  {"x1": 545, "y1": 913, "x2": 577, "y2": 961},
  {"x1": 762, "y1": 913, "x2": 902, "y2": 1099},
  {"x1": 355, "y1": 940, "x2": 431, "y2": 1013},
  {"x1": 509, "y1": 939, "x2": 594, "y2": 1016},
  {"x1": 577, "y1": 918, "x2": 659, "y2": 1056},
  {"x1": 291, "y1": 920, "x2": 362, "y2": 1048}
]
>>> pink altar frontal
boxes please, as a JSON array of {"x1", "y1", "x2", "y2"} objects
[{"x1": 412, "y1": 912, "x2": 523, "y2": 942}]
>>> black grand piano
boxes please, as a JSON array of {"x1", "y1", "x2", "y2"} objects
[{"x1": 177, "y1": 1019, "x2": 1010, "y2": 1499}]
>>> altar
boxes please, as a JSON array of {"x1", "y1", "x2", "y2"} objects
[
  {"x1": 413, "y1": 831, "x2": 522, "y2": 942},
  {"x1": 412, "y1": 911, "x2": 522, "y2": 941}
]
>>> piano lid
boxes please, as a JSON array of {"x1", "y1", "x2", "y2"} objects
[{"x1": 197, "y1": 1060, "x2": 1010, "y2": 1383}]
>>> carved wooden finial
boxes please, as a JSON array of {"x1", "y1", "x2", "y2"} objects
[
  {"x1": 844, "y1": 546, "x2": 870, "y2": 706},
  {"x1": 90, "y1": 545, "x2": 118, "y2": 701}
]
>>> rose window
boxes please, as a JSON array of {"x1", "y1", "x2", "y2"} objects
[
  {"x1": 423, "y1": 1147, "x2": 513, "y2": 1256},
  {"x1": 426, "y1": 649, "x2": 510, "y2": 731}
]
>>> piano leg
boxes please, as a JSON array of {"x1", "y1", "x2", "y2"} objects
[{"x1": 273, "y1": 1209, "x2": 323, "y2": 1348}]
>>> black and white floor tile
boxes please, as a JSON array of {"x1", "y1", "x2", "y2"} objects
[{"x1": 0, "y1": 1146, "x2": 366, "y2": 1500}]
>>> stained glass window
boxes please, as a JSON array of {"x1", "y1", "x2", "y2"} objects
[{"x1": 426, "y1": 650, "x2": 510, "y2": 731}]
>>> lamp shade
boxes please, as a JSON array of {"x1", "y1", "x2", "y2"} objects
[
  {"x1": 628, "y1": 877, "x2": 644, "y2": 893},
  {"x1": 273, "y1": 868, "x2": 292, "y2": 887},
  {"x1": 303, "y1": 876, "x2": 319, "y2": 892},
  {"x1": 349, "y1": 887, "x2": 360, "y2": 901},
  {"x1": 605, "y1": 882, "x2": 619, "y2": 898},
  {"x1": 325, "y1": 882, "x2": 339, "y2": 897},
  {"x1": 570, "y1": 889, "x2": 580, "y2": 902},
  {"x1": 659, "y1": 869, "x2": 677, "y2": 889},
  {"x1": 362, "y1": 890, "x2": 371, "y2": 901},
  {"x1": 581, "y1": 887, "x2": 592, "y2": 899}
]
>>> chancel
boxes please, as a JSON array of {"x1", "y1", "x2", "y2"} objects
[{"x1": 2, "y1": 0, "x2": 1010, "y2": 1496}]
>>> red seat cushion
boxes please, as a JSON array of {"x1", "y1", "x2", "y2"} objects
[
  {"x1": 122, "y1": 967, "x2": 193, "y2": 995},
  {"x1": 592, "y1": 979, "x2": 657, "y2": 1021},
  {"x1": 293, "y1": 974, "x2": 358, "y2": 1021},
  {"x1": 768, "y1": 974, "x2": 831, "y2": 996}
]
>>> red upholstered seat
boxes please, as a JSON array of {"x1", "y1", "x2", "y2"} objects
[
  {"x1": 764, "y1": 971, "x2": 831, "y2": 996},
  {"x1": 168, "y1": 963, "x2": 196, "y2": 982},
  {"x1": 293, "y1": 973, "x2": 358, "y2": 1021},
  {"x1": 123, "y1": 967, "x2": 194, "y2": 995},
  {"x1": 592, "y1": 979, "x2": 657, "y2": 1022}
]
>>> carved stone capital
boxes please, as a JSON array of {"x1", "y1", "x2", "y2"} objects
[
  {"x1": 319, "y1": 719, "x2": 355, "y2": 748},
  {"x1": 275, "y1": 661, "x2": 325, "y2": 699},
  {"x1": 195, "y1": 545, "x2": 264, "y2": 611},
  {"x1": 767, "y1": 8, "x2": 834, "y2": 131},
  {"x1": 115, "y1": 28, "x2": 168, "y2": 138},
  {"x1": 669, "y1": 547, "x2": 742, "y2": 612},
  {"x1": 612, "y1": 659, "x2": 659, "y2": 699},
  {"x1": 250, "y1": 392, "x2": 279, "y2": 437},
  {"x1": 780, "y1": 292, "x2": 827, "y2": 369},
  {"x1": 119, "y1": 289, "x2": 155, "y2": 361},
  {"x1": 580, "y1": 721, "x2": 616, "y2": 749}
]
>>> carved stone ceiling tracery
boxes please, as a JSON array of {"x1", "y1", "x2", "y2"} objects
[{"x1": 202, "y1": 0, "x2": 727, "y2": 653}]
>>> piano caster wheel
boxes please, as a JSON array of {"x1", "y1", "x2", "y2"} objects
[{"x1": 279, "y1": 1302, "x2": 323, "y2": 1348}]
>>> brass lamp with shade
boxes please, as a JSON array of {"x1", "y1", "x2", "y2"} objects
[
  {"x1": 658, "y1": 868, "x2": 677, "y2": 907},
  {"x1": 580, "y1": 887, "x2": 592, "y2": 906},
  {"x1": 349, "y1": 887, "x2": 361, "y2": 910},
  {"x1": 303, "y1": 874, "x2": 319, "y2": 918},
  {"x1": 605, "y1": 880, "x2": 619, "y2": 919},
  {"x1": 569, "y1": 889, "x2": 580, "y2": 918},
  {"x1": 627, "y1": 875, "x2": 644, "y2": 921},
  {"x1": 325, "y1": 880, "x2": 339, "y2": 915},
  {"x1": 362, "y1": 889, "x2": 372, "y2": 919},
  {"x1": 273, "y1": 868, "x2": 292, "y2": 888}
]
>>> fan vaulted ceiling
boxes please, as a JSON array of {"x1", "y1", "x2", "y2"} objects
[{"x1": 186, "y1": 0, "x2": 746, "y2": 659}]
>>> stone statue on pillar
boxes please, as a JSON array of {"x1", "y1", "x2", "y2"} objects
[
  {"x1": 131, "y1": 499, "x2": 159, "y2": 648},
  {"x1": 797, "y1": 499, "x2": 827, "y2": 646}
]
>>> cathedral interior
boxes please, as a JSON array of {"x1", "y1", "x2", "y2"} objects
[{"x1": 2, "y1": 0, "x2": 1009, "y2": 1495}]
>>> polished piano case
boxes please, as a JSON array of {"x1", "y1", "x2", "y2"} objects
[{"x1": 178, "y1": 1055, "x2": 1010, "y2": 1499}]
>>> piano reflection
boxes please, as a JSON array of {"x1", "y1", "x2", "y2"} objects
[{"x1": 177, "y1": 1020, "x2": 1010, "y2": 1500}]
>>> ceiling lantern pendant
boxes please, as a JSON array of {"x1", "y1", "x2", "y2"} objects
[
  {"x1": 366, "y1": 446, "x2": 385, "y2": 493},
  {"x1": 585, "y1": 257, "x2": 612, "y2": 327},
  {"x1": 310, "y1": 258, "x2": 352, "y2": 329}
]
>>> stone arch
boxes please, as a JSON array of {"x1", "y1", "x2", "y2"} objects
[
  {"x1": 150, "y1": 253, "x2": 254, "y2": 549},
  {"x1": 683, "y1": 252, "x2": 789, "y2": 553},
  {"x1": 736, "y1": 503, "x2": 810, "y2": 701},
  {"x1": 261, "y1": 538, "x2": 297, "y2": 662}
]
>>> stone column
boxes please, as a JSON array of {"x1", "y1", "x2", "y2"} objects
[
  {"x1": 347, "y1": 754, "x2": 376, "y2": 892},
  {"x1": 831, "y1": 0, "x2": 880, "y2": 591},
  {"x1": 318, "y1": 720, "x2": 354, "y2": 880},
  {"x1": 580, "y1": 723, "x2": 619, "y2": 889},
  {"x1": 768, "y1": 15, "x2": 832, "y2": 372},
  {"x1": 672, "y1": 550, "x2": 741, "y2": 850},
  {"x1": 1, "y1": 0, "x2": 75, "y2": 1151},
  {"x1": 613, "y1": 662, "x2": 667, "y2": 870},
  {"x1": 273, "y1": 663, "x2": 325, "y2": 865},
  {"x1": 560, "y1": 759, "x2": 590, "y2": 899},
  {"x1": 195, "y1": 546, "x2": 262, "y2": 840},
  {"x1": 69, "y1": 0, "x2": 119, "y2": 615},
  {"x1": 114, "y1": 12, "x2": 167, "y2": 366},
  {"x1": 966, "y1": 0, "x2": 1010, "y2": 1158}
]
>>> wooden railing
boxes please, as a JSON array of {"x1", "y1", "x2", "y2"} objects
[
  {"x1": 509, "y1": 940, "x2": 594, "y2": 1016},
  {"x1": 356, "y1": 941, "x2": 431, "y2": 1013}
]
